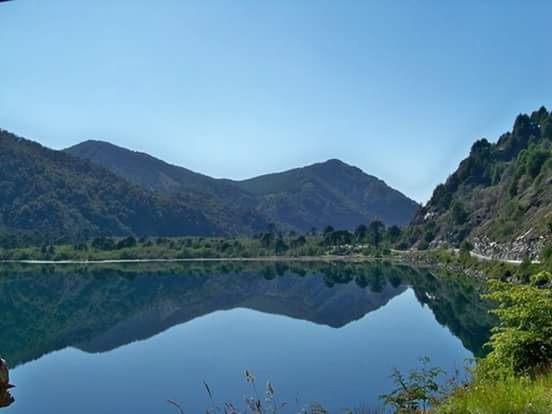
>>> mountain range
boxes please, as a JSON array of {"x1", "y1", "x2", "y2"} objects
[
  {"x1": 4, "y1": 106, "x2": 549, "y2": 251},
  {"x1": 66, "y1": 140, "x2": 418, "y2": 232},
  {"x1": 0, "y1": 129, "x2": 418, "y2": 242}
]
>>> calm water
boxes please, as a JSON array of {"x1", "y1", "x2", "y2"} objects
[{"x1": 0, "y1": 262, "x2": 493, "y2": 413}]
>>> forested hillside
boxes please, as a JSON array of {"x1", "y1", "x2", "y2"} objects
[
  {"x1": 405, "y1": 107, "x2": 552, "y2": 258},
  {"x1": 0, "y1": 130, "x2": 220, "y2": 243}
]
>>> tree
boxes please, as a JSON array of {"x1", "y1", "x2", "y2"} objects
[
  {"x1": 526, "y1": 149, "x2": 549, "y2": 178},
  {"x1": 92, "y1": 237, "x2": 115, "y2": 250},
  {"x1": 260, "y1": 232, "x2": 275, "y2": 249},
  {"x1": 290, "y1": 235, "x2": 306, "y2": 249},
  {"x1": 459, "y1": 240, "x2": 473, "y2": 262},
  {"x1": 368, "y1": 221, "x2": 385, "y2": 248},
  {"x1": 542, "y1": 116, "x2": 552, "y2": 139},
  {"x1": 432, "y1": 184, "x2": 452, "y2": 212},
  {"x1": 354, "y1": 224, "x2": 368, "y2": 242},
  {"x1": 274, "y1": 237, "x2": 288, "y2": 255},
  {"x1": 116, "y1": 236, "x2": 137, "y2": 249},
  {"x1": 323, "y1": 225, "x2": 335, "y2": 236},
  {"x1": 451, "y1": 201, "x2": 468, "y2": 225},
  {"x1": 387, "y1": 225, "x2": 401, "y2": 242},
  {"x1": 324, "y1": 230, "x2": 353, "y2": 246}
]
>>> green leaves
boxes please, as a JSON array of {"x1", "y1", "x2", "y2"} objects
[
  {"x1": 483, "y1": 278, "x2": 552, "y2": 376},
  {"x1": 380, "y1": 357, "x2": 446, "y2": 412}
]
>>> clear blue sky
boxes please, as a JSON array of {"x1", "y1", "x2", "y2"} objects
[{"x1": 1, "y1": 1, "x2": 551, "y2": 202}]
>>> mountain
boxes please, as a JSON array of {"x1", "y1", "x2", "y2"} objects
[
  {"x1": 231, "y1": 159, "x2": 419, "y2": 230},
  {"x1": 0, "y1": 129, "x2": 223, "y2": 242},
  {"x1": 405, "y1": 106, "x2": 552, "y2": 259},
  {"x1": 63, "y1": 140, "x2": 269, "y2": 235},
  {"x1": 66, "y1": 141, "x2": 419, "y2": 231}
]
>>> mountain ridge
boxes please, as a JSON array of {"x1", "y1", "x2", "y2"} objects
[
  {"x1": 404, "y1": 106, "x2": 552, "y2": 259},
  {"x1": 66, "y1": 140, "x2": 419, "y2": 231}
]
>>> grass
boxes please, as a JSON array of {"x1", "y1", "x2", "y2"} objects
[{"x1": 434, "y1": 372, "x2": 552, "y2": 414}]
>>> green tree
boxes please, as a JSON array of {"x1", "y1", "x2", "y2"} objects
[
  {"x1": 542, "y1": 116, "x2": 552, "y2": 139},
  {"x1": 459, "y1": 240, "x2": 473, "y2": 263},
  {"x1": 482, "y1": 275, "x2": 552, "y2": 377},
  {"x1": 368, "y1": 221, "x2": 385, "y2": 248},
  {"x1": 260, "y1": 232, "x2": 275, "y2": 249},
  {"x1": 323, "y1": 225, "x2": 335, "y2": 236},
  {"x1": 354, "y1": 224, "x2": 368, "y2": 242},
  {"x1": 386, "y1": 225, "x2": 401, "y2": 243},
  {"x1": 116, "y1": 236, "x2": 137, "y2": 249},
  {"x1": 526, "y1": 149, "x2": 549, "y2": 178},
  {"x1": 274, "y1": 237, "x2": 288, "y2": 255},
  {"x1": 451, "y1": 201, "x2": 468, "y2": 225}
]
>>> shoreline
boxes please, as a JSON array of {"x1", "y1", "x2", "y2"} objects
[
  {"x1": 0, "y1": 250, "x2": 533, "y2": 267},
  {"x1": 0, "y1": 255, "x2": 395, "y2": 265}
]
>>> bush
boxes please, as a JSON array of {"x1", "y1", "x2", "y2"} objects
[
  {"x1": 481, "y1": 279, "x2": 552, "y2": 377},
  {"x1": 380, "y1": 357, "x2": 446, "y2": 413},
  {"x1": 418, "y1": 240, "x2": 429, "y2": 251}
]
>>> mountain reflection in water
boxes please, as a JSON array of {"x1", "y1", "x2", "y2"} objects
[{"x1": 0, "y1": 261, "x2": 494, "y2": 370}]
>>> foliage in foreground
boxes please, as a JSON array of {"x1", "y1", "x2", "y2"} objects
[
  {"x1": 168, "y1": 370, "x2": 385, "y2": 414},
  {"x1": 480, "y1": 272, "x2": 552, "y2": 377},
  {"x1": 379, "y1": 357, "x2": 463, "y2": 413},
  {"x1": 434, "y1": 271, "x2": 552, "y2": 414},
  {"x1": 378, "y1": 270, "x2": 552, "y2": 413},
  {"x1": 435, "y1": 372, "x2": 552, "y2": 414}
]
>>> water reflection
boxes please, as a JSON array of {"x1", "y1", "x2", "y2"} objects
[{"x1": 0, "y1": 261, "x2": 493, "y2": 370}]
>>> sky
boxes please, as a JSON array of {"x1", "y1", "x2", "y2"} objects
[{"x1": 1, "y1": 1, "x2": 551, "y2": 203}]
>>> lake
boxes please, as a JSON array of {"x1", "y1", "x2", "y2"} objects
[{"x1": 0, "y1": 261, "x2": 493, "y2": 413}]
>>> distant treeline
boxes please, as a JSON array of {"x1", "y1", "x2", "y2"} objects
[{"x1": 0, "y1": 221, "x2": 403, "y2": 261}]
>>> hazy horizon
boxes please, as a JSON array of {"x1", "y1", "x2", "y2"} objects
[{"x1": 2, "y1": 1, "x2": 552, "y2": 202}]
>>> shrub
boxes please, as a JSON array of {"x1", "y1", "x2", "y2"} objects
[
  {"x1": 380, "y1": 357, "x2": 446, "y2": 413},
  {"x1": 418, "y1": 240, "x2": 429, "y2": 251},
  {"x1": 481, "y1": 279, "x2": 552, "y2": 377}
]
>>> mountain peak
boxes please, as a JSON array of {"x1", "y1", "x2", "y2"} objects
[{"x1": 66, "y1": 140, "x2": 417, "y2": 229}]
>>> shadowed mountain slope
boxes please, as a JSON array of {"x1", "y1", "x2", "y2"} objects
[{"x1": 66, "y1": 141, "x2": 418, "y2": 231}]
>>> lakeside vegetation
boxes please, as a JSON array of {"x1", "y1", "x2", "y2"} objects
[
  {"x1": 431, "y1": 269, "x2": 552, "y2": 414},
  {"x1": 0, "y1": 222, "x2": 402, "y2": 261}
]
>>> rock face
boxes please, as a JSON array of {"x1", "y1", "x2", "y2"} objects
[
  {"x1": 0, "y1": 357, "x2": 14, "y2": 408},
  {"x1": 472, "y1": 235, "x2": 547, "y2": 262}
]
